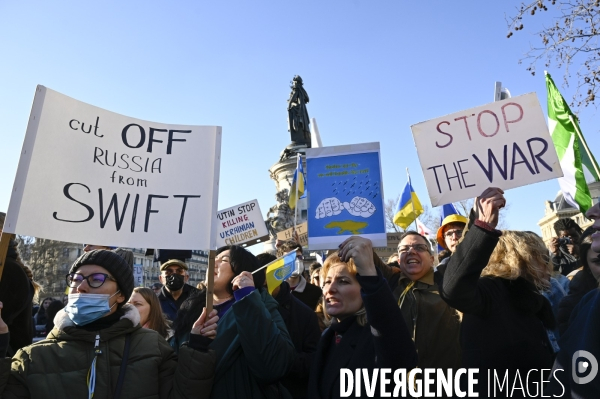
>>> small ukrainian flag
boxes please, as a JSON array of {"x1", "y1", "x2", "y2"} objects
[
  {"x1": 265, "y1": 250, "x2": 298, "y2": 294},
  {"x1": 288, "y1": 155, "x2": 305, "y2": 210},
  {"x1": 393, "y1": 175, "x2": 424, "y2": 230}
]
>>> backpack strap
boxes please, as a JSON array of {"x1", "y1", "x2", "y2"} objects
[{"x1": 113, "y1": 333, "x2": 132, "y2": 399}]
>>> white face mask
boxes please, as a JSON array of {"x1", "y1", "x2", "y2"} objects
[{"x1": 291, "y1": 258, "x2": 305, "y2": 277}]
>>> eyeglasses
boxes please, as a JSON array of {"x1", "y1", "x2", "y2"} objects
[
  {"x1": 444, "y1": 229, "x2": 463, "y2": 238},
  {"x1": 398, "y1": 244, "x2": 430, "y2": 253},
  {"x1": 66, "y1": 273, "x2": 116, "y2": 288}
]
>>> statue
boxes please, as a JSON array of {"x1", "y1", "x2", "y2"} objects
[
  {"x1": 287, "y1": 75, "x2": 311, "y2": 148},
  {"x1": 265, "y1": 189, "x2": 294, "y2": 237}
]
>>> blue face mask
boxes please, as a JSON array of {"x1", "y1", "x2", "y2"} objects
[{"x1": 65, "y1": 291, "x2": 120, "y2": 326}]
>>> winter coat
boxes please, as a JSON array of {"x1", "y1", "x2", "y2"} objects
[
  {"x1": 273, "y1": 281, "x2": 321, "y2": 399},
  {"x1": 557, "y1": 267, "x2": 599, "y2": 335},
  {"x1": 0, "y1": 242, "x2": 33, "y2": 356},
  {"x1": 547, "y1": 288, "x2": 600, "y2": 398},
  {"x1": 306, "y1": 270, "x2": 418, "y2": 399},
  {"x1": 208, "y1": 288, "x2": 296, "y2": 399},
  {"x1": 0, "y1": 304, "x2": 215, "y2": 399},
  {"x1": 438, "y1": 223, "x2": 555, "y2": 397},
  {"x1": 158, "y1": 284, "x2": 200, "y2": 321},
  {"x1": 551, "y1": 247, "x2": 580, "y2": 276},
  {"x1": 291, "y1": 278, "x2": 322, "y2": 310},
  {"x1": 376, "y1": 256, "x2": 462, "y2": 370}
]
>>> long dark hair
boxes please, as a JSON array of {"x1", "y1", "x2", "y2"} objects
[
  {"x1": 37, "y1": 297, "x2": 54, "y2": 316},
  {"x1": 172, "y1": 286, "x2": 206, "y2": 338},
  {"x1": 217, "y1": 245, "x2": 264, "y2": 295}
]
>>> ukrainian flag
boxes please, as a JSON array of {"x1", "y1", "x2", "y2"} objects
[
  {"x1": 393, "y1": 176, "x2": 424, "y2": 229},
  {"x1": 289, "y1": 155, "x2": 305, "y2": 209},
  {"x1": 265, "y1": 250, "x2": 297, "y2": 294}
]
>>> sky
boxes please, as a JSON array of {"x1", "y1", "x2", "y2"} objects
[{"x1": 1, "y1": 1, "x2": 599, "y2": 248}]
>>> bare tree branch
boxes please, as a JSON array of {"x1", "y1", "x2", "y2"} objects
[
  {"x1": 384, "y1": 196, "x2": 401, "y2": 232},
  {"x1": 507, "y1": 0, "x2": 600, "y2": 108}
]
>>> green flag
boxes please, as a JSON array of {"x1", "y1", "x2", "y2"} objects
[{"x1": 546, "y1": 72, "x2": 600, "y2": 214}]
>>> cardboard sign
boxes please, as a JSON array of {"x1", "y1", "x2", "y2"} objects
[
  {"x1": 373, "y1": 232, "x2": 403, "y2": 261},
  {"x1": 306, "y1": 142, "x2": 387, "y2": 250},
  {"x1": 133, "y1": 264, "x2": 144, "y2": 287},
  {"x1": 276, "y1": 222, "x2": 308, "y2": 246},
  {"x1": 4, "y1": 86, "x2": 221, "y2": 249},
  {"x1": 215, "y1": 199, "x2": 269, "y2": 247},
  {"x1": 411, "y1": 93, "x2": 563, "y2": 206}
]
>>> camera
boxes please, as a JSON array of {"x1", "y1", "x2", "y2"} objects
[{"x1": 557, "y1": 237, "x2": 572, "y2": 246}]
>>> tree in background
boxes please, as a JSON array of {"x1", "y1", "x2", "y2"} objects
[
  {"x1": 507, "y1": 0, "x2": 600, "y2": 108},
  {"x1": 15, "y1": 236, "x2": 81, "y2": 299},
  {"x1": 385, "y1": 197, "x2": 509, "y2": 233}
]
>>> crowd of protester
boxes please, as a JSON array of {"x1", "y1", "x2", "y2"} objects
[{"x1": 0, "y1": 188, "x2": 600, "y2": 398}]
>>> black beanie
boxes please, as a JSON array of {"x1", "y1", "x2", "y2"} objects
[{"x1": 69, "y1": 249, "x2": 134, "y2": 299}]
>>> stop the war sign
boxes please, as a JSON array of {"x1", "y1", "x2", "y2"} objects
[{"x1": 411, "y1": 93, "x2": 563, "y2": 206}]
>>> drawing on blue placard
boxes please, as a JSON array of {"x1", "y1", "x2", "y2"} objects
[
  {"x1": 307, "y1": 151, "x2": 385, "y2": 239},
  {"x1": 315, "y1": 196, "x2": 376, "y2": 219}
]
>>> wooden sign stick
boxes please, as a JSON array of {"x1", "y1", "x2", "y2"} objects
[
  {"x1": 0, "y1": 233, "x2": 16, "y2": 283},
  {"x1": 205, "y1": 250, "x2": 216, "y2": 314}
]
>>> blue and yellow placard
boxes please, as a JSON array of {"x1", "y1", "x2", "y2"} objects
[{"x1": 305, "y1": 142, "x2": 386, "y2": 250}]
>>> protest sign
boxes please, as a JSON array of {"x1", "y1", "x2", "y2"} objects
[
  {"x1": 4, "y1": 86, "x2": 221, "y2": 249},
  {"x1": 215, "y1": 199, "x2": 269, "y2": 247},
  {"x1": 411, "y1": 93, "x2": 562, "y2": 206},
  {"x1": 373, "y1": 232, "x2": 402, "y2": 261},
  {"x1": 305, "y1": 142, "x2": 387, "y2": 250},
  {"x1": 277, "y1": 222, "x2": 308, "y2": 246},
  {"x1": 133, "y1": 263, "x2": 144, "y2": 287}
]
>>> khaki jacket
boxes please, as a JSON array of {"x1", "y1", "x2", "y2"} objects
[{"x1": 376, "y1": 257, "x2": 462, "y2": 370}]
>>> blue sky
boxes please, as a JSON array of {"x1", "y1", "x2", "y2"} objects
[{"x1": 1, "y1": 1, "x2": 598, "y2": 242}]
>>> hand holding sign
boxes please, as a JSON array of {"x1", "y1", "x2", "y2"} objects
[
  {"x1": 343, "y1": 196, "x2": 376, "y2": 218},
  {"x1": 315, "y1": 197, "x2": 344, "y2": 219}
]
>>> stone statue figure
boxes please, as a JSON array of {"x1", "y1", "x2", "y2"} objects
[
  {"x1": 287, "y1": 75, "x2": 312, "y2": 147},
  {"x1": 265, "y1": 189, "x2": 294, "y2": 237}
]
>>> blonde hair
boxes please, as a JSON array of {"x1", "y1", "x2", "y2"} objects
[
  {"x1": 481, "y1": 230, "x2": 552, "y2": 291},
  {"x1": 321, "y1": 252, "x2": 367, "y2": 327}
]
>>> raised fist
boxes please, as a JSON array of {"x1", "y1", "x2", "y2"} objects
[
  {"x1": 315, "y1": 197, "x2": 344, "y2": 219},
  {"x1": 343, "y1": 196, "x2": 376, "y2": 218}
]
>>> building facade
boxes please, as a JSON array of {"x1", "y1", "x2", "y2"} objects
[
  {"x1": 21, "y1": 240, "x2": 209, "y2": 301},
  {"x1": 538, "y1": 182, "x2": 600, "y2": 244}
]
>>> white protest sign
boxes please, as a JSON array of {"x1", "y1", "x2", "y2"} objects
[
  {"x1": 4, "y1": 86, "x2": 221, "y2": 249},
  {"x1": 133, "y1": 264, "x2": 144, "y2": 287},
  {"x1": 215, "y1": 199, "x2": 269, "y2": 247},
  {"x1": 411, "y1": 93, "x2": 563, "y2": 206}
]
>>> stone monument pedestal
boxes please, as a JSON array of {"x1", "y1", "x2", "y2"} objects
[{"x1": 263, "y1": 145, "x2": 308, "y2": 254}]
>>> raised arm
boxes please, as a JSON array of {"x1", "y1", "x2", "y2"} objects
[
  {"x1": 438, "y1": 188, "x2": 504, "y2": 317},
  {"x1": 339, "y1": 237, "x2": 418, "y2": 370}
]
